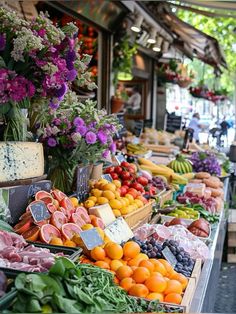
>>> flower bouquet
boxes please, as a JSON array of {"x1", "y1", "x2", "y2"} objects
[
  {"x1": 37, "y1": 91, "x2": 122, "y2": 193},
  {"x1": 0, "y1": 8, "x2": 95, "y2": 141}
]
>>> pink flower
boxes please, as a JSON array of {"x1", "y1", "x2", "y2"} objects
[
  {"x1": 109, "y1": 142, "x2": 116, "y2": 153},
  {"x1": 47, "y1": 137, "x2": 57, "y2": 147},
  {"x1": 97, "y1": 130, "x2": 107, "y2": 145},
  {"x1": 85, "y1": 131, "x2": 97, "y2": 144},
  {"x1": 102, "y1": 149, "x2": 110, "y2": 158},
  {"x1": 76, "y1": 125, "x2": 87, "y2": 136}
]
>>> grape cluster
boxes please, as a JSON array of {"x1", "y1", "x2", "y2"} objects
[
  {"x1": 149, "y1": 177, "x2": 169, "y2": 191},
  {"x1": 132, "y1": 237, "x2": 194, "y2": 277}
]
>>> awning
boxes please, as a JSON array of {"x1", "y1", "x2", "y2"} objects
[{"x1": 144, "y1": 1, "x2": 227, "y2": 72}]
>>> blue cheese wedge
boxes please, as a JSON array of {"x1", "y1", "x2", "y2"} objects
[{"x1": 0, "y1": 142, "x2": 44, "y2": 182}]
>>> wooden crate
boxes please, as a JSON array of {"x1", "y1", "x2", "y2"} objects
[
  {"x1": 227, "y1": 210, "x2": 236, "y2": 262},
  {"x1": 191, "y1": 258, "x2": 202, "y2": 286},
  {"x1": 124, "y1": 201, "x2": 154, "y2": 230},
  {"x1": 159, "y1": 189, "x2": 174, "y2": 207},
  {"x1": 159, "y1": 277, "x2": 196, "y2": 312}
]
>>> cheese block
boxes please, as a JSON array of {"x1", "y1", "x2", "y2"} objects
[
  {"x1": 186, "y1": 183, "x2": 206, "y2": 197},
  {"x1": 105, "y1": 217, "x2": 133, "y2": 244},
  {"x1": 89, "y1": 203, "x2": 116, "y2": 226},
  {"x1": 0, "y1": 142, "x2": 44, "y2": 182}
]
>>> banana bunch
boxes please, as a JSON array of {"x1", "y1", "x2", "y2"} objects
[
  {"x1": 138, "y1": 158, "x2": 187, "y2": 185},
  {"x1": 127, "y1": 143, "x2": 148, "y2": 155}
]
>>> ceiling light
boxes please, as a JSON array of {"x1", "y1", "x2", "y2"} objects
[
  {"x1": 162, "y1": 41, "x2": 170, "y2": 53},
  {"x1": 152, "y1": 36, "x2": 163, "y2": 52},
  {"x1": 131, "y1": 14, "x2": 143, "y2": 33},
  {"x1": 117, "y1": 72, "x2": 133, "y2": 81},
  {"x1": 147, "y1": 27, "x2": 157, "y2": 44}
]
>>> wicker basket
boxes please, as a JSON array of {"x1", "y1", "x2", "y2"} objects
[{"x1": 124, "y1": 201, "x2": 154, "y2": 230}]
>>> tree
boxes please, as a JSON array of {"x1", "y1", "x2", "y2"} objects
[{"x1": 176, "y1": 7, "x2": 236, "y2": 96}]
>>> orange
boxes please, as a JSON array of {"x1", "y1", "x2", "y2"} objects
[
  {"x1": 97, "y1": 197, "x2": 109, "y2": 205},
  {"x1": 128, "y1": 253, "x2": 149, "y2": 267},
  {"x1": 128, "y1": 284, "x2": 149, "y2": 298},
  {"x1": 158, "y1": 259, "x2": 174, "y2": 276},
  {"x1": 123, "y1": 241, "x2": 141, "y2": 259},
  {"x1": 147, "y1": 292, "x2": 164, "y2": 302},
  {"x1": 94, "y1": 261, "x2": 110, "y2": 269},
  {"x1": 139, "y1": 260, "x2": 154, "y2": 273},
  {"x1": 105, "y1": 242, "x2": 123, "y2": 260},
  {"x1": 164, "y1": 280, "x2": 183, "y2": 295},
  {"x1": 120, "y1": 277, "x2": 135, "y2": 292},
  {"x1": 90, "y1": 247, "x2": 106, "y2": 261},
  {"x1": 122, "y1": 197, "x2": 129, "y2": 206},
  {"x1": 149, "y1": 259, "x2": 167, "y2": 276},
  {"x1": 113, "y1": 209, "x2": 121, "y2": 217},
  {"x1": 131, "y1": 266, "x2": 138, "y2": 272},
  {"x1": 172, "y1": 273, "x2": 188, "y2": 290},
  {"x1": 164, "y1": 293, "x2": 182, "y2": 304},
  {"x1": 152, "y1": 272, "x2": 164, "y2": 278},
  {"x1": 84, "y1": 200, "x2": 95, "y2": 209},
  {"x1": 113, "y1": 180, "x2": 121, "y2": 188},
  {"x1": 116, "y1": 265, "x2": 133, "y2": 280},
  {"x1": 145, "y1": 275, "x2": 167, "y2": 293},
  {"x1": 104, "y1": 257, "x2": 111, "y2": 265},
  {"x1": 63, "y1": 240, "x2": 76, "y2": 247},
  {"x1": 88, "y1": 196, "x2": 97, "y2": 203},
  {"x1": 49, "y1": 237, "x2": 63, "y2": 246},
  {"x1": 102, "y1": 183, "x2": 116, "y2": 192},
  {"x1": 82, "y1": 224, "x2": 94, "y2": 230},
  {"x1": 120, "y1": 207, "x2": 130, "y2": 215},
  {"x1": 102, "y1": 190, "x2": 115, "y2": 200},
  {"x1": 132, "y1": 267, "x2": 150, "y2": 283},
  {"x1": 69, "y1": 197, "x2": 79, "y2": 207},
  {"x1": 91, "y1": 189, "x2": 103, "y2": 197},
  {"x1": 113, "y1": 276, "x2": 119, "y2": 285},
  {"x1": 109, "y1": 199, "x2": 122, "y2": 210},
  {"x1": 110, "y1": 260, "x2": 123, "y2": 271}
]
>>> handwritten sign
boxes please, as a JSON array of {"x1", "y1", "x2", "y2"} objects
[
  {"x1": 29, "y1": 201, "x2": 50, "y2": 222},
  {"x1": 115, "y1": 155, "x2": 126, "y2": 165},
  {"x1": 80, "y1": 228, "x2": 104, "y2": 250},
  {"x1": 101, "y1": 174, "x2": 113, "y2": 182},
  {"x1": 105, "y1": 217, "x2": 133, "y2": 244},
  {"x1": 162, "y1": 247, "x2": 177, "y2": 268}
]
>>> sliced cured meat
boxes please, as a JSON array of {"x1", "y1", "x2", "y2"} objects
[
  {"x1": 39, "y1": 224, "x2": 61, "y2": 244},
  {"x1": 70, "y1": 213, "x2": 86, "y2": 228},
  {"x1": 61, "y1": 223, "x2": 82, "y2": 240},
  {"x1": 75, "y1": 206, "x2": 91, "y2": 223},
  {"x1": 50, "y1": 211, "x2": 67, "y2": 230}
]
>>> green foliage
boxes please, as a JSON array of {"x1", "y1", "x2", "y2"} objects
[{"x1": 177, "y1": 8, "x2": 236, "y2": 95}]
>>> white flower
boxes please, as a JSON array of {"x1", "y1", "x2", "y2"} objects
[
  {"x1": 51, "y1": 126, "x2": 60, "y2": 135},
  {"x1": 71, "y1": 132, "x2": 81, "y2": 143}
]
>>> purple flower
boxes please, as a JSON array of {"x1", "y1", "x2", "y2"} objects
[
  {"x1": 85, "y1": 131, "x2": 97, "y2": 144},
  {"x1": 52, "y1": 118, "x2": 61, "y2": 126},
  {"x1": 0, "y1": 34, "x2": 6, "y2": 51},
  {"x1": 73, "y1": 117, "x2": 85, "y2": 127},
  {"x1": 27, "y1": 81, "x2": 35, "y2": 97},
  {"x1": 102, "y1": 149, "x2": 110, "y2": 158},
  {"x1": 47, "y1": 137, "x2": 57, "y2": 147},
  {"x1": 49, "y1": 100, "x2": 59, "y2": 110},
  {"x1": 38, "y1": 29, "x2": 46, "y2": 37},
  {"x1": 97, "y1": 130, "x2": 107, "y2": 145},
  {"x1": 66, "y1": 61, "x2": 74, "y2": 71},
  {"x1": 55, "y1": 82, "x2": 67, "y2": 98},
  {"x1": 67, "y1": 69, "x2": 77, "y2": 81},
  {"x1": 109, "y1": 142, "x2": 116, "y2": 153},
  {"x1": 76, "y1": 125, "x2": 87, "y2": 136},
  {"x1": 66, "y1": 50, "x2": 76, "y2": 62}
]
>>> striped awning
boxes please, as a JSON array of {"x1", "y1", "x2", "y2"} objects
[{"x1": 145, "y1": 2, "x2": 227, "y2": 71}]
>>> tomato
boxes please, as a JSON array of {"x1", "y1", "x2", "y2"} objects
[
  {"x1": 137, "y1": 176, "x2": 149, "y2": 186},
  {"x1": 22, "y1": 225, "x2": 40, "y2": 242},
  {"x1": 114, "y1": 166, "x2": 123, "y2": 174},
  {"x1": 129, "y1": 163, "x2": 137, "y2": 172},
  {"x1": 120, "y1": 186, "x2": 129, "y2": 196},
  {"x1": 105, "y1": 166, "x2": 115, "y2": 174},
  {"x1": 122, "y1": 180, "x2": 132, "y2": 187},
  {"x1": 127, "y1": 188, "x2": 139, "y2": 199},
  {"x1": 120, "y1": 171, "x2": 131, "y2": 180},
  {"x1": 111, "y1": 173, "x2": 119, "y2": 180},
  {"x1": 121, "y1": 161, "x2": 130, "y2": 168},
  {"x1": 60, "y1": 197, "x2": 74, "y2": 212},
  {"x1": 127, "y1": 167, "x2": 135, "y2": 174},
  {"x1": 131, "y1": 182, "x2": 144, "y2": 192},
  {"x1": 14, "y1": 218, "x2": 32, "y2": 234}
]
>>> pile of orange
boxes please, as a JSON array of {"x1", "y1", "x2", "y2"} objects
[
  {"x1": 82, "y1": 241, "x2": 188, "y2": 305},
  {"x1": 84, "y1": 179, "x2": 147, "y2": 217}
]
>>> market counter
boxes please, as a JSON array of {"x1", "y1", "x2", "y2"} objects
[{"x1": 190, "y1": 209, "x2": 227, "y2": 312}]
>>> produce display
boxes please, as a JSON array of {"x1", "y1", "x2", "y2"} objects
[
  {"x1": 168, "y1": 154, "x2": 193, "y2": 174},
  {"x1": 160, "y1": 205, "x2": 199, "y2": 220},
  {"x1": 127, "y1": 143, "x2": 149, "y2": 156},
  {"x1": 165, "y1": 218, "x2": 210, "y2": 238}
]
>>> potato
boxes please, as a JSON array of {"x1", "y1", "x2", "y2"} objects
[
  {"x1": 202, "y1": 178, "x2": 220, "y2": 189},
  {"x1": 195, "y1": 172, "x2": 211, "y2": 179},
  {"x1": 209, "y1": 188, "x2": 222, "y2": 197}
]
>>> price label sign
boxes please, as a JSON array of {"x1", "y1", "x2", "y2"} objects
[
  {"x1": 162, "y1": 247, "x2": 177, "y2": 268},
  {"x1": 29, "y1": 201, "x2": 51, "y2": 222},
  {"x1": 80, "y1": 228, "x2": 104, "y2": 250},
  {"x1": 101, "y1": 174, "x2": 113, "y2": 182},
  {"x1": 115, "y1": 155, "x2": 126, "y2": 165}
]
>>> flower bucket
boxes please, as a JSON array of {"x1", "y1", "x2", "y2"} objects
[{"x1": 111, "y1": 97, "x2": 124, "y2": 113}]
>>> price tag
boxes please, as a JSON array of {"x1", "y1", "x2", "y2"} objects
[
  {"x1": 80, "y1": 228, "x2": 104, "y2": 250},
  {"x1": 105, "y1": 217, "x2": 133, "y2": 244},
  {"x1": 101, "y1": 174, "x2": 113, "y2": 182},
  {"x1": 162, "y1": 247, "x2": 177, "y2": 268},
  {"x1": 29, "y1": 201, "x2": 51, "y2": 222},
  {"x1": 115, "y1": 155, "x2": 126, "y2": 165}
]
